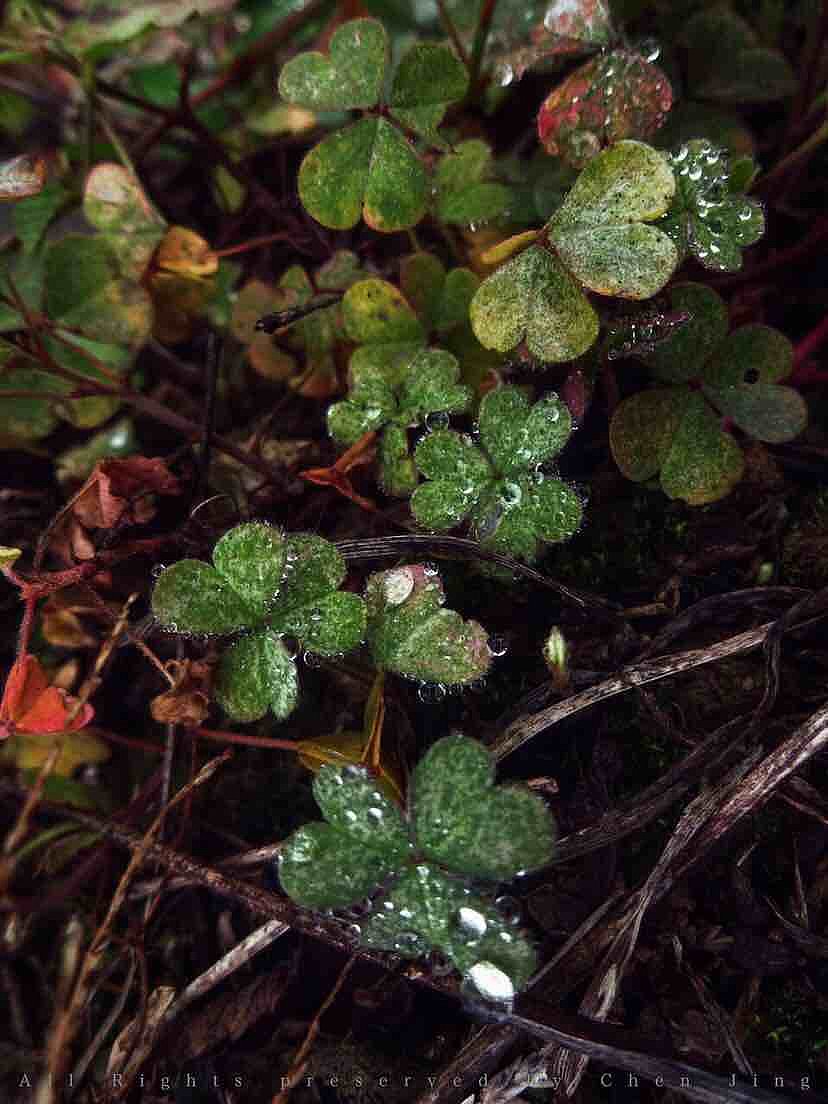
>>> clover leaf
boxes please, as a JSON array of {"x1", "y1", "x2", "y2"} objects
[
  {"x1": 547, "y1": 139, "x2": 678, "y2": 299},
  {"x1": 151, "y1": 524, "x2": 367, "y2": 722},
  {"x1": 657, "y1": 140, "x2": 764, "y2": 273},
  {"x1": 679, "y1": 5, "x2": 796, "y2": 105},
  {"x1": 610, "y1": 283, "x2": 807, "y2": 505},
  {"x1": 328, "y1": 347, "x2": 472, "y2": 497},
  {"x1": 433, "y1": 140, "x2": 512, "y2": 227},
  {"x1": 411, "y1": 386, "x2": 583, "y2": 563},
  {"x1": 365, "y1": 564, "x2": 491, "y2": 686},
  {"x1": 537, "y1": 49, "x2": 673, "y2": 169},
  {"x1": 470, "y1": 142, "x2": 678, "y2": 363},
  {"x1": 279, "y1": 734, "x2": 557, "y2": 993},
  {"x1": 279, "y1": 18, "x2": 468, "y2": 231}
]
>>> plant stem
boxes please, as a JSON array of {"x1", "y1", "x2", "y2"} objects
[
  {"x1": 468, "y1": 0, "x2": 499, "y2": 94},
  {"x1": 791, "y1": 312, "x2": 828, "y2": 382}
]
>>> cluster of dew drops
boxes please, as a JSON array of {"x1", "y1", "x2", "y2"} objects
[{"x1": 670, "y1": 141, "x2": 759, "y2": 269}]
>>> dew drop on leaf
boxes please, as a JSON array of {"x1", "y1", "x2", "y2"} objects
[
  {"x1": 465, "y1": 961, "x2": 516, "y2": 1003},
  {"x1": 424, "y1": 411, "x2": 451, "y2": 431},
  {"x1": 457, "y1": 906, "x2": 488, "y2": 938},
  {"x1": 494, "y1": 894, "x2": 522, "y2": 924},
  {"x1": 488, "y1": 635, "x2": 508, "y2": 657},
  {"x1": 418, "y1": 682, "x2": 447, "y2": 704}
]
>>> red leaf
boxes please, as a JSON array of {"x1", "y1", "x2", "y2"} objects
[
  {"x1": 538, "y1": 50, "x2": 672, "y2": 167},
  {"x1": 0, "y1": 655, "x2": 94, "y2": 739}
]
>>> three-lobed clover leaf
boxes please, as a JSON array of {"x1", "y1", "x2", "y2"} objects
[
  {"x1": 327, "y1": 347, "x2": 472, "y2": 497},
  {"x1": 610, "y1": 283, "x2": 807, "y2": 505},
  {"x1": 279, "y1": 733, "x2": 557, "y2": 992},
  {"x1": 279, "y1": 18, "x2": 468, "y2": 231},
  {"x1": 151, "y1": 524, "x2": 367, "y2": 722},
  {"x1": 365, "y1": 564, "x2": 491, "y2": 687},
  {"x1": 470, "y1": 141, "x2": 678, "y2": 363},
  {"x1": 656, "y1": 140, "x2": 764, "y2": 273},
  {"x1": 411, "y1": 386, "x2": 583, "y2": 563}
]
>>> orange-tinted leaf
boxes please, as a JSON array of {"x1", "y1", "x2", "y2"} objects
[
  {"x1": 72, "y1": 456, "x2": 181, "y2": 530},
  {"x1": 0, "y1": 154, "x2": 47, "y2": 200},
  {"x1": 0, "y1": 655, "x2": 94, "y2": 740},
  {"x1": 538, "y1": 50, "x2": 673, "y2": 167},
  {"x1": 301, "y1": 430, "x2": 378, "y2": 511},
  {"x1": 297, "y1": 730, "x2": 403, "y2": 804},
  {"x1": 155, "y1": 226, "x2": 218, "y2": 278}
]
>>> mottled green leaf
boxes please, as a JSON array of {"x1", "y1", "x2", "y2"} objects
[
  {"x1": 277, "y1": 534, "x2": 348, "y2": 613},
  {"x1": 41, "y1": 333, "x2": 128, "y2": 430},
  {"x1": 469, "y1": 245, "x2": 598, "y2": 362},
  {"x1": 298, "y1": 117, "x2": 428, "y2": 232},
  {"x1": 277, "y1": 591, "x2": 367, "y2": 656},
  {"x1": 647, "y1": 282, "x2": 729, "y2": 383},
  {"x1": 434, "y1": 139, "x2": 511, "y2": 225},
  {"x1": 151, "y1": 560, "x2": 255, "y2": 635},
  {"x1": 343, "y1": 278, "x2": 425, "y2": 346},
  {"x1": 313, "y1": 763, "x2": 410, "y2": 854},
  {"x1": 279, "y1": 822, "x2": 397, "y2": 909},
  {"x1": 414, "y1": 733, "x2": 556, "y2": 879},
  {"x1": 83, "y1": 163, "x2": 166, "y2": 279},
  {"x1": 214, "y1": 629, "x2": 298, "y2": 722},
  {"x1": 365, "y1": 564, "x2": 491, "y2": 685},
  {"x1": 549, "y1": 141, "x2": 677, "y2": 298},
  {"x1": 379, "y1": 423, "x2": 418, "y2": 498},
  {"x1": 0, "y1": 362, "x2": 65, "y2": 441},
  {"x1": 703, "y1": 324, "x2": 793, "y2": 387},
  {"x1": 362, "y1": 863, "x2": 538, "y2": 990},
  {"x1": 399, "y1": 252, "x2": 446, "y2": 325},
  {"x1": 659, "y1": 141, "x2": 764, "y2": 273},
  {"x1": 278, "y1": 18, "x2": 387, "y2": 110},
  {"x1": 411, "y1": 430, "x2": 492, "y2": 528},
  {"x1": 212, "y1": 522, "x2": 286, "y2": 616},
  {"x1": 610, "y1": 388, "x2": 685, "y2": 482},
  {"x1": 478, "y1": 387, "x2": 571, "y2": 476},
  {"x1": 396, "y1": 348, "x2": 471, "y2": 422},
  {"x1": 704, "y1": 384, "x2": 807, "y2": 444},
  {"x1": 660, "y1": 391, "x2": 745, "y2": 505},
  {"x1": 389, "y1": 41, "x2": 468, "y2": 141},
  {"x1": 56, "y1": 417, "x2": 138, "y2": 485},
  {"x1": 44, "y1": 235, "x2": 153, "y2": 346}
]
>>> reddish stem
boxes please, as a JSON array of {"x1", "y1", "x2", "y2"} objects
[
  {"x1": 191, "y1": 727, "x2": 300, "y2": 752},
  {"x1": 791, "y1": 313, "x2": 828, "y2": 383}
]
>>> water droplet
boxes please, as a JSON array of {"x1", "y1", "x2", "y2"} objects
[
  {"x1": 151, "y1": 563, "x2": 167, "y2": 579},
  {"x1": 344, "y1": 809, "x2": 358, "y2": 822},
  {"x1": 688, "y1": 166, "x2": 702, "y2": 182},
  {"x1": 488, "y1": 635, "x2": 508, "y2": 657},
  {"x1": 303, "y1": 650, "x2": 321, "y2": 668},
  {"x1": 739, "y1": 207, "x2": 754, "y2": 221},
  {"x1": 497, "y1": 63, "x2": 513, "y2": 87},
  {"x1": 309, "y1": 607, "x2": 323, "y2": 622},
  {"x1": 382, "y1": 567, "x2": 415, "y2": 606},
  {"x1": 494, "y1": 895, "x2": 522, "y2": 925},
  {"x1": 345, "y1": 922, "x2": 362, "y2": 942},
  {"x1": 501, "y1": 482, "x2": 522, "y2": 508},
  {"x1": 418, "y1": 683, "x2": 447, "y2": 704},
  {"x1": 673, "y1": 145, "x2": 689, "y2": 163},
  {"x1": 465, "y1": 962, "x2": 515, "y2": 1003},
  {"x1": 423, "y1": 562, "x2": 439, "y2": 577},
  {"x1": 367, "y1": 806, "x2": 384, "y2": 822},
  {"x1": 383, "y1": 899, "x2": 396, "y2": 911},
  {"x1": 425, "y1": 410, "x2": 450, "y2": 431},
  {"x1": 343, "y1": 764, "x2": 367, "y2": 780},
  {"x1": 457, "y1": 907, "x2": 488, "y2": 939}
]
